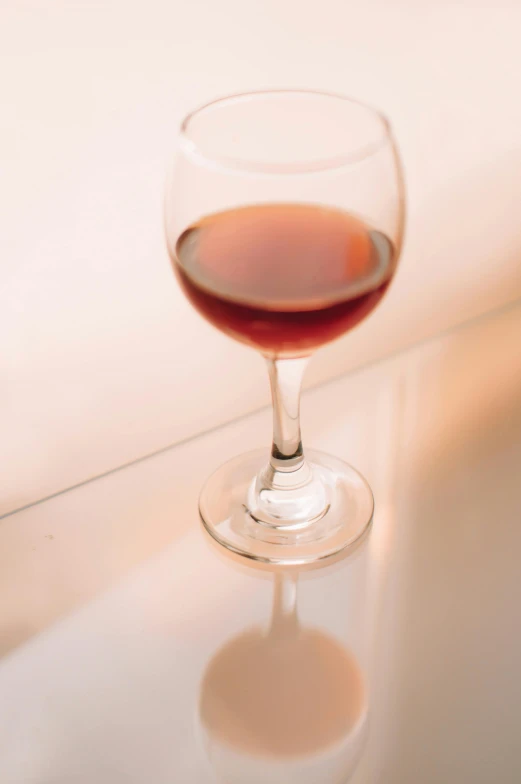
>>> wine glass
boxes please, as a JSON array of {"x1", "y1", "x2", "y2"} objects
[{"x1": 165, "y1": 89, "x2": 405, "y2": 565}]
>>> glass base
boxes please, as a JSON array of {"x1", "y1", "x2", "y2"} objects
[{"x1": 199, "y1": 449, "x2": 374, "y2": 566}]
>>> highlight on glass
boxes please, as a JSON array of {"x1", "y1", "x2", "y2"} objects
[{"x1": 165, "y1": 89, "x2": 405, "y2": 564}]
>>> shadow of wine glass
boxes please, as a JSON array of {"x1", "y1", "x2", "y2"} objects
[{"x1": 196, "y1": 541, "x2": 369, "y2": 784}]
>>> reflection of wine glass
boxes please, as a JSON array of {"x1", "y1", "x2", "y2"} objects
[
  {"x1": 165, "y1": 90, "x2": 405, "y2": 565},
  {"x1": 198, "y1": 572, "x2": 368, "y2": 784}
]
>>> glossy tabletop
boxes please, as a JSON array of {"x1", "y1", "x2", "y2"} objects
[{"x1": 1, "y1": 300, "x2": 521, "y2": 783}]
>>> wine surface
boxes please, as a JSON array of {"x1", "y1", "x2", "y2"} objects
[{"x1": 173, "y1": 203, "x2": 395, "y2": 355}]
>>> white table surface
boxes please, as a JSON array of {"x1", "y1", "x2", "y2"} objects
[{"x1": 1, "y1": 299, "x2": 520, "y2": 783}]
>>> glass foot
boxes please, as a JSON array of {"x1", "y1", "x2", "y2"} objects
[{"x1": 199, "y1": 449, "x2": 374, "y2": 566}]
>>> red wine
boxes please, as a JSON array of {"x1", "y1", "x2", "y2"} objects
[{"x1": 173, "y1": 203, "x2": 395, "y2": 356}]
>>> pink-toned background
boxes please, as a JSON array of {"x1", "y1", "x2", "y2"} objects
[{"x1": 3, "y1": 0, "x2": 521, "y2": 515}]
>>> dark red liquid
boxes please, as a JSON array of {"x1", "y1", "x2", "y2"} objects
[{"x1": 173, "y1": 203, "x2": 395, "y2": 356}]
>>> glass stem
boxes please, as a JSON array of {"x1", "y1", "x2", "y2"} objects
[
  {"x1": 269, "y1": 572, "x2": 299, "y2": 639},
  {"x1": 249, "y1": 355, "x2": 327, "y2": 527},
  {"x1": 266, "y1": 356, "x2": 308, "y2": 475}
]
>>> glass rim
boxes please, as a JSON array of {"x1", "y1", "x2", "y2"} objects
[{"x1": 179, "y1": 88, "x2": 393, "y2": 175}]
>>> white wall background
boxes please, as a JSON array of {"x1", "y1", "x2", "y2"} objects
[{"x1": 2, "y1": 0, "x2": 521, "y2": 515}]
